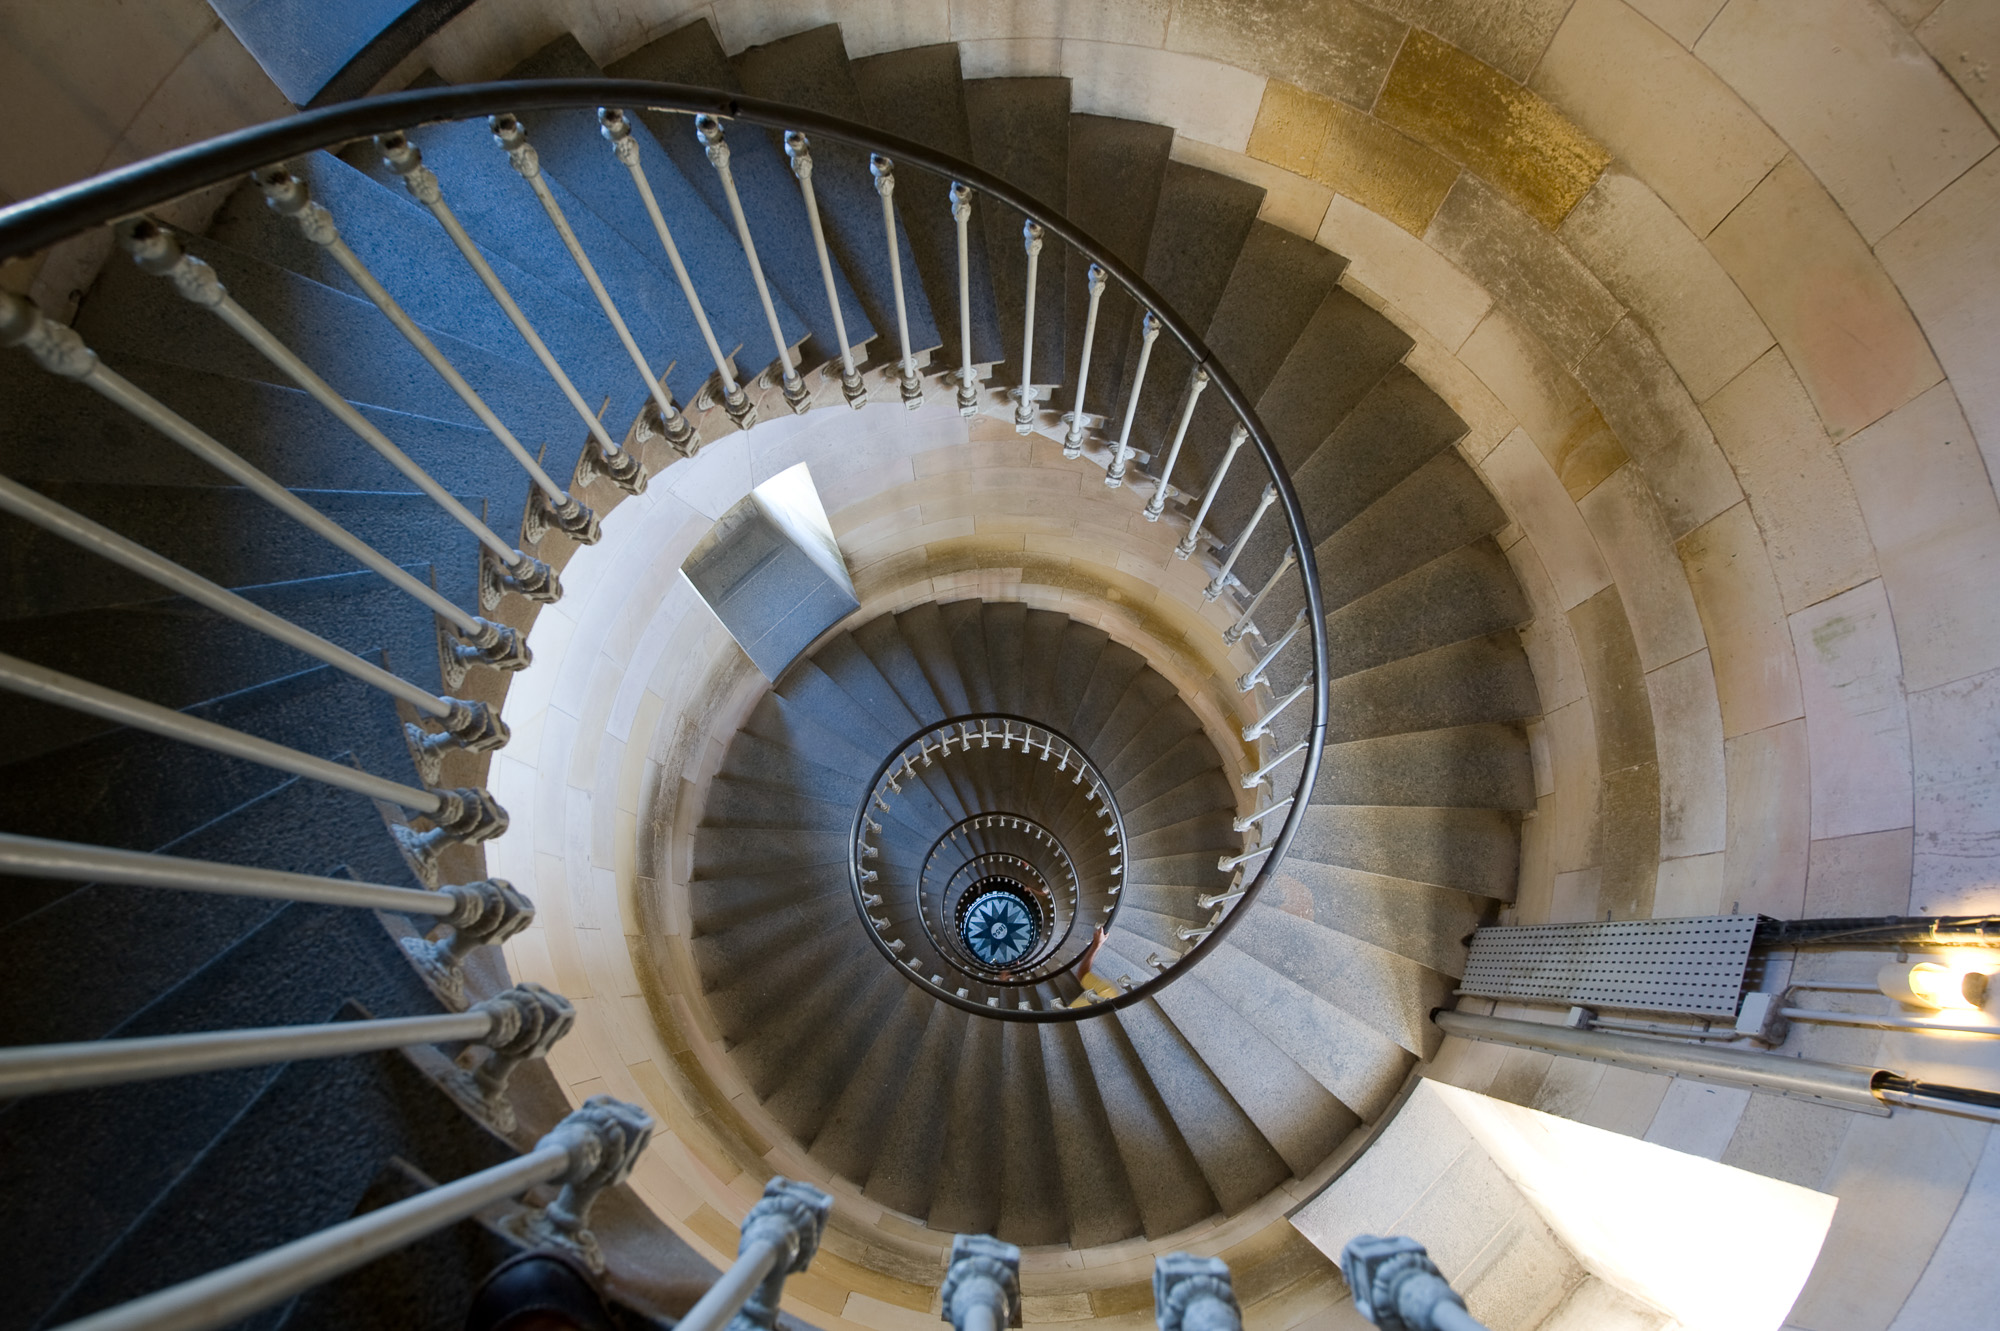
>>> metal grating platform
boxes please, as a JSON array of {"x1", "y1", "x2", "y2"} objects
[{"x1": 1460, "y1": 916, "x2": 1763, "y2": 1016}]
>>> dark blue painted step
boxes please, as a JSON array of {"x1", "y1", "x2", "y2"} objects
[
  {"x1": 348, "y1": 94, "x2": 737, "y2": 408},
  {"x1": 0, "y1": 664, "x2": 416, "y2": 857},
  {"x1": 605, "y1": 19, "x2": 874, "y2": 373},
  {"x1": 205, "y1": 149, "x2": 650, "y2": 433},
  {"x1": 0, "y1": 354, "x2": 527, "y2": 542},
  {"x1": 74, "y1": 236, "x2": 593, "y2": 491},
  {"x1": 505, "y1": 35, "x2": 819, "y2": 387},
  {"x1": 851, "y1": 42, "x2": 1007, "y2": 368},
  {"x1": 33, "y1": 1016, "x2": 516, "y2": 1331},
  {"x1": 733, "y1": 25, "x2": 939, "y2": 365},
  {"x1": 1, "y1": 565, "x2": 444, "y2": 765},
  {"x1": 0, "y1": 482, "x2": 480, "y2": 620}
]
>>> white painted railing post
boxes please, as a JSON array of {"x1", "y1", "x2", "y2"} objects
[
  {"x1": 0, "y1": 292, "x2": 530, "y2": 679},
  {"x1": 1225, "y1": 550, "x2": 1298, "y2": 646},
  {"x1": 490, "y1": 113, "x2": 692, "y2": 458},
  {"x1": 782, "y1": 132, "x2": 867, "y2": 409},
  {"x1": 951, "y1": 182, "x2": 980, "y2": 414},
  {"x1": 869, "y1": 154, "x2": 924, "y2": 409},
  {"x1": 1177, "y1": 422, "x2": 1248, "y2": 559},
  {"x1": 1238, "y1": 608, "x2": 1307, "y2": 691},
  {"x1": 600, "y1": 110, "x2": 755, "y2": 429},
  {"x1": 1205, "y1": 483, "x2": 1278, "y2": 601},
  {"x1": 1106, "y1": 311, "x2": 1160, "y2": 487},
  {"x1": 694, "y1": 115, "x2": 810, "y2": 414},
  {"x1": 1145, "y1": 365, "x2": 1209, "y2": 519},
  {"x1": 1063, "y1": 264, "x2": 1106, "y2": 457},
  {"x1": 1242, "y1": 676, "x2": 1313, "y2": 741},
  {"x1": 1014, "y1": 221, "x2": 1044, "y2": 434}
]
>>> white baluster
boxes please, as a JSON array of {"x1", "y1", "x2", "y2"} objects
[
  {"x1": 1105, "y1": 312, "x2": 1160, "y2": 488},
  {"x1": 601, "y1": 111, "x2": 753, "y2": 429},
  {"x1": 1145, "y1": 367, "x2": 1210, "y2": 521},
  {"x1": 1225, "y1": 549, "x2": 1297, "y2": 646},
  {"x1": 489, "y1": 115, "x2": 695, "y2": 455},
  {"x1": 1238, "y1": 608, "x2": 1307, "y2": 691},
  {"x1": 783, "y1": 132, "x2": 866, "y2": 410},
  {"x1": 950, "y1": 183, "x2": 979, "y2": 415},
  {"x1": 870, "y1": 155, "x2": 923, "y2": 409},
  {"x1": 1014, "y1": 221, "x2": 1043, "y2": 434},
  {"x1": 1241, "y1": 738, "x2": 1308, "y2": 789},
  {"x1": 1177, "y1": 422, "x2": 1248, "y2": 559},
  {"x1": 1242, "y1": 676, "x2": 1313, "y2": 741},
  {"x1": 1231, "y1": 796, "x2": 1293, "y2": 834},
  {"x1": 694, "y1": 115, "x2": 809, "y2": 413},
  {"x1": 1205, "y1": 483, "x2": 1279, "y2": 601},
  {"x1": 1063, "y1": 265, "x2": 1106, "y2": 458}
]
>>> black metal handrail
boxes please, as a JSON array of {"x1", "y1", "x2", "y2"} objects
[{"x1": 0, "y1": 78, "x2": 1329, "y2": 1021}]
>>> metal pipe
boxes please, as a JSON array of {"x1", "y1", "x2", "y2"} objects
[
  {"x1": 784, "y1": 133, "x2": 863, "y2": 410},
  {"x1": 0, "y1": 652, "x2": 444, "y2": 815},
  {"x1": 1587, "y1": 1016, "x2": 1742, "y2": 1041},
  {"x1": 951, "y1": 183, "x2": 978, "y2": 415},
  {"x1": 604, "y1": 111, "x2": 750, "y2": 427},
  {"x1": 1106, "y1": 312, "x2": 1158, "y2": 487},
  {"x1": 1177, "y1": 423, "x2": 1248, "y2": 560},
  {"x1": 51, "y1": 1144, "x2": 571, "y2": 1331},
  {"x1": 674, "y1": 1239, "x2": 781, "y2": 1331},
  {"x1": 0, "y1": 476, "x2": 450, "y2": 718},
  {"x1": 1207, "y1": 484, "x2": 1279, "y2": 602},
  {"x1": 1242, "y1": 678, "x2": 1312, "y2": 742},
  {"x1": 0, "y1": 833, "x2": 452, "y2": 914},
  {"x1": 1782, "y1": 1007, "x2": 2000, "y2": 1037},
  {"x1": 0, "y1": 296, "x2": 487, "y2": 636},
  {"x1": 1225, "y1": 550, "x2": 1298, "y2": 646},
  {"x1": 1145, "y1": 367, "x2": 1210, "y2": 521},
  {"x1": 1218, "y1": 844, "x2": 1272, "y2": 873},
  {"x1": 0, "y1": 1009, "x2": 496, "y2": 1098},
  {"x1": 694, "y1": 115, "x2": 807, "y2": 413},
  {"x1": 1014, "y1": 221, "x2": 1042, "y2": 434},
  {"x1": 491, "y1": 114, "x2": 690, "y2": 453},
  {"x1": 1435, "y1": 1010, "x2": 1889, "y2": 1112},
  {"x1": 870, "y1": 155, "x2": 922, "y2": 409},
  {"x1": 1063, "y1": 265, "x2": 1106, "y2": 457}
]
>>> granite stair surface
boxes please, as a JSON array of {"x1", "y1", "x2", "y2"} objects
[{"x1": 0, "y1": 7, "x2": 1538, "y2": 1314}]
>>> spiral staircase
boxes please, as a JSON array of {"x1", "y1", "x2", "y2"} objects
[{"x1": 0, "y1": 12, "x2": 1545, "y2": 1330}]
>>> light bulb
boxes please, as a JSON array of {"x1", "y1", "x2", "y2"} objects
[{"x1": 1879, "y1": 960, "x2": 1985, "y2": 1011}]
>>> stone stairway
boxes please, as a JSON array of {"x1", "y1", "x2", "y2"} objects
[{"x1": 0, "y1": 9, "x2": 1538, "y2": 1322}]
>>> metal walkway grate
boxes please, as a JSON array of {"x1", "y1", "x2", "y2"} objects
[{"x1": 1460, "y1": 916, "x2": 1762, "y2": 1016}]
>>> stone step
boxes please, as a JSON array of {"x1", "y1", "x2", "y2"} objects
[
  {"x1": 1288, "y1": 803, "x2": 1519, "y2": 900},
  {"x1": 809, "y1": 981, "x2": 940, "y2": 1180},
  {"x1": 1073, "y1": 1002, "x2": 1218, "y2": 1236},
  {"x1": 1322, "y1": 633, "x2": 1541, "y2": 747},
  {"x1": 1264, "y1": 858, "x2": 1491, "y2": 977},
  {"x1": 1315, "y1": 450, "x2": 1509, "y2": 615},
  {"x1": 605, "y1": 17, "x2": 868, "y2": 370},
  {"x1": 1062, "y1": 113, "x2": 1175, "y2": 420},
  {"x1": 1113, "y1": 996, "x2": 1291, "y2": 1211},
  {"x1": 1122, "y1": 161, "x2": 1264, "y2": 480},
  {"x1": 1038, "y1": 1020, "x2": 1146, "y2": 1245},
  {"x1": 941, "y1": 597, "x2": 998, "y2": 712},
  {"x1": 735, "y1": 24, "x2": 937, "y2": 365},
  {"x1": 982, "y1": 600, "x2": 1028, "y2": 714},
  {"x1": 1068, "y1": 638, "x2": 1149, "y2": 752},
  {"x1": 1312, "y1": 724, "x2": 1535, "y2": 812},
  {"x1": 894, "y1": 599, "x2": 974, "y2": 717},
  {"x1": 1043, "y1": 619, "x2": 1112, "y2": 740},
  {"x1": 996, "y1": 1019, "x2": 1068, "y2": 1246},
  {"x1": 962, "y1": 76, "x2": 1071, "y2": 389},
  {"x1": 1226, "y1": 903, "x2": 1455, "y2": 1057},
  {"x1": 1322, "y1": 537, "x2": 1530, "y2": 681},
  {"x1": 1149, "y1": 970, "x2": 1358, "y2": 1177},
  {"x1": 926, "y1": 1011, "x2": 1005, "y2": 1235},
  {"x1": 850, "y1": 42, "x2": 1009, "y2": 369},
  {"x1": 1190, "y1": 939, "x2": 1415, "y2": 1120},
  {"x1": 205, "y1": 147, "x2": 644, "y2": 431},
  {"x1": 1168, "y1": 222, "x2": 1346, "y2": 512},
  {"x1": 861, "y1": 998, "x2": 969, "y2": 1217}
]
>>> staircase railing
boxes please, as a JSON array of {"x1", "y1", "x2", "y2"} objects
[
  {"x1": 0, "y1": 76, "x2": 1328, "y2": 1322},
  {"x1": 0, "y1": 77, "x2": 1327, "y2": 1020}
]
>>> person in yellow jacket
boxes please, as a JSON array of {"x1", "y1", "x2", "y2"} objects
[{"x1": 1068, "y1": 925, "x2": 1123, "y2": 1007}]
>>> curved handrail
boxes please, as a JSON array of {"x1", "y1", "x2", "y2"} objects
[{"x1": 0, "y1": 77, "x2": 1328, "y2": 1021}]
